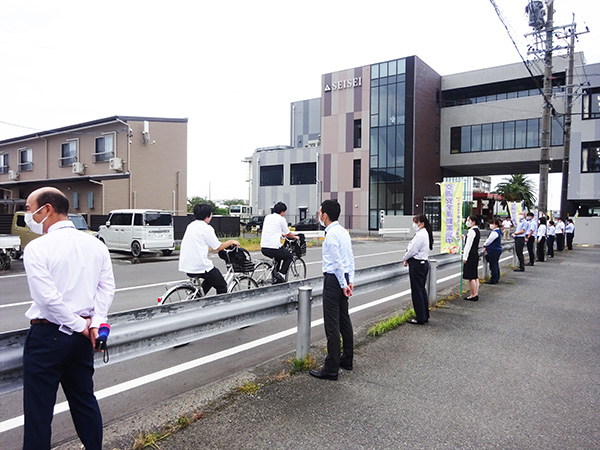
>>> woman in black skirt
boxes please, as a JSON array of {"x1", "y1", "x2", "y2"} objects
[{"x1": 463, "y1": 214, "x2": 481, "y2": 301}]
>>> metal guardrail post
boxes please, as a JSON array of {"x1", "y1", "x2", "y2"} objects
[
  {"x1": 296, "y1": 286, "x2": 313, "y2": 360},
  {"x1": 483, "y1": 254, "x2": 490, "y2": 280},
  {"x1": 427, "y1": 259, "x2": 438, "y2": 306}
]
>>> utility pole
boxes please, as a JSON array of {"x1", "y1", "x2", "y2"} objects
[
  {"x1": 538, "y1": 0, "x2": 554, "y2": 214},
  {"x1": 560, "y1": 26, "x2": 576, "y2": 219}
]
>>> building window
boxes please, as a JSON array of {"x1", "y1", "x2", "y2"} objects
[
  {"x1": 73, "y1": 192, "x2": 80, "y2": 209},
  {"x1": 60, "y1": 140, "x2": 78, "y2": 167},
  {"x1": 353, "y1": 119, "x2": 362, "y2": 148},
  {"x1": 87, "y1": 191, "x2": 95, "y2": 209},
  {"x1": 0, "y1": 153, "x2": 8, "y2": 174},
  {"x1": 290, "y1": 162, "x2": 316, "y2": 185},
  {"x1": 353, "y1": 159, "x2": 361, "y2": 188},
  {"x1": 94, "y1": 134, "x2": 114, "y2": 162},
  {"x1": 450, "y1": 117, "x2": 564, "y2": 153},
  {"x1": 581, "y1": 141, "x2": 600, "y2": 173},
  {"x1": 582, "y1": 87, "x2": 600, "y2": 119},
  {"x1": 18, "y1": 148, "x2": 33, "y2": 171},
  {"x1": 260, "y1": 165, "x2": 284, "y2": 186}
]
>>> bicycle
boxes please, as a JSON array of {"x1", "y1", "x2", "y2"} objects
[
  {"x1": 159, "y1": 246, "x2": 258, "y2": 304},
  {"x1": 252, "y1": 237, "x2": 307, "y2": 287}
]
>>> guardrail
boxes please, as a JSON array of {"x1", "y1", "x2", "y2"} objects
[{"x1": 0, "y1": 243, "x2": 514, "y2": 394}]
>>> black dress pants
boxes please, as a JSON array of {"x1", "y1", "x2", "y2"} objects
[
  {"x1": 23, "y1": 323, "x2": 102, "y2": 450},
  {"x1": 547, "y1": 235, "x2": 555, "y2": 257},
  {"x1": 487, "y1": 250, "x2": 501, "y2": 284},
  {"x1": 189, "y1": 267, "x2": 227, "y2": 294},
  {"x1": 526, "y1": 237, "x2": 535, "y2": 265},
  {"x1": 556, "y1": 233, "x2": 564, "y2": 251},
  {"x1": 261, "y1": 247, "x2": 293, "y2": 275},
  {"x1": 537, "y1": 237, "x2": 546, "y2": 262},
  {"x1": 566, "y1": 233, "x2": 574, "y2": 250},
  {"x1": 514, "y1": 238, "x2": 525, "y2": 270},
  {"x1": 322, "y1": 273, "x2": 353, "y2": 373},
  {"x1": 408, "y1": 258, "x2": 430, "y2": 323}
]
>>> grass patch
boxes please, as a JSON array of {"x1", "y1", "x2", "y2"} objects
[
  {"x1": 289, "y1": 354, "x2": 317, "y2": 373},
  {"x1": 235, "y1": 380, "x2": 262, "y2": 395},
  {"x1": 367, "y1": 309, "x2": 416, "y2": 337},
  {"x1": 133, "y1": 414, "x2": 193, "y2": 449}
]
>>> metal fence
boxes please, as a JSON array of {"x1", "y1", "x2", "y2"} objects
[{"x1": 0, "y1": 244, "x2": 514, "y2": 395}]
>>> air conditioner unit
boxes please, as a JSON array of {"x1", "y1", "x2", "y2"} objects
[
  {"x1": 8, "y1": 170, "x2": 19, "y2": 180},
  {"x1": 72, "y1": 162, "x2": 85, "y2": 175},
  {"x1": 109, "y1": 157, "x2": 123, "y2": 171}
]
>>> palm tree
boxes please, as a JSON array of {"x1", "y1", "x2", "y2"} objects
[{"x1": 495, "y1": 174, "x2": 537, "y2": 211}]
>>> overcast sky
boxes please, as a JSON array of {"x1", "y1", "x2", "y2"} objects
[{"x1": 1, "y1": 0, "x2": 598, "y2": 208}]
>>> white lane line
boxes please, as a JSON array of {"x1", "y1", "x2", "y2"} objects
[{"x1": 0, "y1": 254, "x2": 515, "y2": 433}]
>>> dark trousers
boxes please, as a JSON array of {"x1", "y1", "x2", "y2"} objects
[
  {"x1": 566, "y1": 233, "x2": 574, "y2": 250},
  {"x1": 537, "y1": 237, "x2": 546, "y2": 262},
  {"x1": 408, "y1": 259, "x2": 430, "y2": 323},
  {"x1": 556, "y1": 233, "x2": 565, "y2": 251},
  {"x1": 261, "y1": 247, "x2": 293, "y2": 275},
  {"x1": 487, "y1": 250, "x2": 501, "y2": 284},
  {"x1": 547, "y1": 235, "x2": 555, "y2": 257},
  {"x1": 23, "y1": 323, "x2": 102, "y2": 450},
  {"x1": 526, "y1": 237, "x2": 535, "y2": 265},
  {"x1": 322, "y1": 273, "x2": 353, "y2": 373},
  {"x1": 514, "y1": 238, "x2": 525, "y2": 270},
  {"x1": 189, "y1": 266, "x2": 227, "y2": 294}
]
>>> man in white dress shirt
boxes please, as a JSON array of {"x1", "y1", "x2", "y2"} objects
[
  {"x1": 22, "y1": 187, "x2": 115, "y2": 450},
  {"x1": 260, "y1": 202, "x2": 298, "y2": 283}
]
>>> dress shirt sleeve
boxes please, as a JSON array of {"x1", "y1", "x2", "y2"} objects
[
  {"x1": 206, "y1": 225, "x2": 222, "y2": 250},
  {"x1": 403, "y1": 234, "x2": 424, "y2": 261},
  {"x1": 329, "y1": 233, "x2": 348, "y2": 289},
  {"x1": 463, "y1": 229, "x2": 475, "y2": 258},
  {"x1": 91, "y1": 248, "x2": 116, "y2": 329},
  {"x1": 24, "y1": 243, "x2": 87, "y2": 334},
  {"x1": 347, "y1": 240, "x2": 355, "y2": 285},
  {"x1": 483, "y1": 231, "x2": 498, "y2": 247}
]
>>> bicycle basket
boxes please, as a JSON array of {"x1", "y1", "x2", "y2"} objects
[
  {"x1": 286, "y1": 238, "x2": 306, "y2": 257},
  {"x1": 221, "y1": 247, "x2": 255, "y2": 273}
]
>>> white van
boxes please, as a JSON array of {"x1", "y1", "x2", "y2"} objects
[{"x1": 98, "y1": 209, "x2": 175, "y2": 257}]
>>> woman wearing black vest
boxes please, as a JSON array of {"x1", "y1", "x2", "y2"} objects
[
  {"x1": 483, "y1": 218, "x2": 502, "y2": 284},
  {"x1": 463, "y1": 214, "x2": 481, "y2": 301}
]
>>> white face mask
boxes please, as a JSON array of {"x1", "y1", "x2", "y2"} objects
[
  {"x1": 412, "y1": 222, "x2": 420, "y2": 232},
  {"x1": 466, "y1": 220, "x2": 472, "y2": 227},
  {"x1": 24, "y1": 204, "x2": 48, "y2": 235}
]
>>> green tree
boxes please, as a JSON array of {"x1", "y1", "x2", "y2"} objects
[
  {"x1": 186, "y1": 197, "x2": 228, "y2": 215},
  {"x1": 494, "y1": 174, "x2": 536, "y2": 211},
  {"x1": 222, "y1": 199, "x2": 248, "y2": 207}
]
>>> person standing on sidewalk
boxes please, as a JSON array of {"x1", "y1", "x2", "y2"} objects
[
  {"x1": 310, "y1": 199, "x2": 355, "y2": 381},
  {"x1": 483, "y1": 218, "x2": 502, "y2": 284},
  {"x1": 547, "y1": 220, "x2": 556, "y2": 258},
  {"x1": 403, "y1": 214, "x2": 434, "y2": 325},
  {"x1": 512, "y1": 212, "x2": 527, "y2": 272},
  {"x1": 22, "y1": 187, "x2": 115, "y2": 450},
  {"x1": 537, "y1": 216, "x2": 547, "y2": 262},
  {"x1": 525, "y1": 212, "x2": 537, "y2": 266},
  {"x1": 463, "y1": 215, "x2": 481, "y2": 301},
  {"x1": 555, "y1": 218, "x2": 565, "y2": 251},
  {"x1": 565, "y1": 219, "x2": 575, "y2": 250},
  {"x1": 502, "y1": 216, "x2": 512, "y2": 241}
]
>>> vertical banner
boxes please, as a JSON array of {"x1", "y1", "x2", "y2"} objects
[
  {"x1": 440, "y1": 181, "x2": 464, "y2": 254},
  {"x1": 508, "y1": 202, "x2": 522, "y2": 227}
]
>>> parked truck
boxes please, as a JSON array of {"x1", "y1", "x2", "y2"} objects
[{"x1": 0, "y1": 234, "x2": 20, "y2": 270}]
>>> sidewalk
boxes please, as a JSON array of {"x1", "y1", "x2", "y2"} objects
[{"x1": 104, "y1": 246, "x2": 600, "y2": 450}]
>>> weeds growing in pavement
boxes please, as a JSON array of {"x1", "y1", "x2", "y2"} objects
[
  {"x1": 235, "y1": 380, "x2": 262, "y2": 395},
  {"x1": 367, "y1": 309, "x2": 416, "y2": 337}
]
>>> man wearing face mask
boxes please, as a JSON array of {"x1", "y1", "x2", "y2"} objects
[
  {"x1": 22, "y1": 187, "x2": 115, "y2": 450},
  {"x1": 525, "y1": 212, "x2": 537, "y2": 266},
  {"x1": 511, "y1": 212, "x2": 527, "y2": 272}
]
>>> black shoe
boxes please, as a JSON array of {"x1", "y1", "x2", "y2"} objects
[
  {"x1": 274, "y1": 272, "x2": 286, "y2": 283},
  {"x1": 513, "y1": 268, "x2": 525, "y2": 272},
  {"x1": 309, "y1": 368, "x2": 338, "y2": 381},
  {"x1": 340, "y1": 362, "x2": 353, "y2": 371},
  {"x1": 464, "y1": 295, "x2": 479, "y2": 301},
  {"x1": 407, "y1": 318, "x2": 425, "y2": 325},
  {"x1": 527, "y1": 263, "x2": 534, "y2": 266}
]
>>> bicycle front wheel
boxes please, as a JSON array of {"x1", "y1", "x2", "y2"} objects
[
  {"x1": 160, "y1": 284, "x2": 198, "y2": 304},
  {"x1": 229, "y1": 275, "x2": 259, "y2": 292},
  {"x1": 287, "y1": 258, "x2": 307, "y2": 281},
  {"x1": 252, "y1": 261, "x2": 273, "y2": 286}
]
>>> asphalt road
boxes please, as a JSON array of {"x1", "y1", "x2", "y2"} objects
[{"x1": 0, "y1": 236, "x2": 512, "y2": 449}]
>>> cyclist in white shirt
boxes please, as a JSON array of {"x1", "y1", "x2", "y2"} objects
[
  {"x1": 179, "y1": 203, "x2": 239, "y2": 294},
  {"x1": 260, "y1": 202, "x2": 298, "y2": 283}
]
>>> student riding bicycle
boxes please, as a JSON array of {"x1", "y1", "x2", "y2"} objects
[{"x1": 260, "y1": 202, "x2": 299, "y2": 283}]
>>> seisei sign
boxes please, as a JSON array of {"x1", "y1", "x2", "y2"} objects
[{"x1": 324, "y1": 77, "x2": 362, "y2": 92}]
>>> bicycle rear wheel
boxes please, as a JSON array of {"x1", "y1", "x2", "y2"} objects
[
  {"x1": 160, "y1": 284, "x2": 198, "y2": 304},
  {"x1": 287, "y1": 257, "x2": 307, "y2": 281},
  {"x1": 229, "y1": 275, "x2": 259, "y2": 292},
  {"x1": 252, "y1": 261, "x2": 273, "y2": 286}
]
